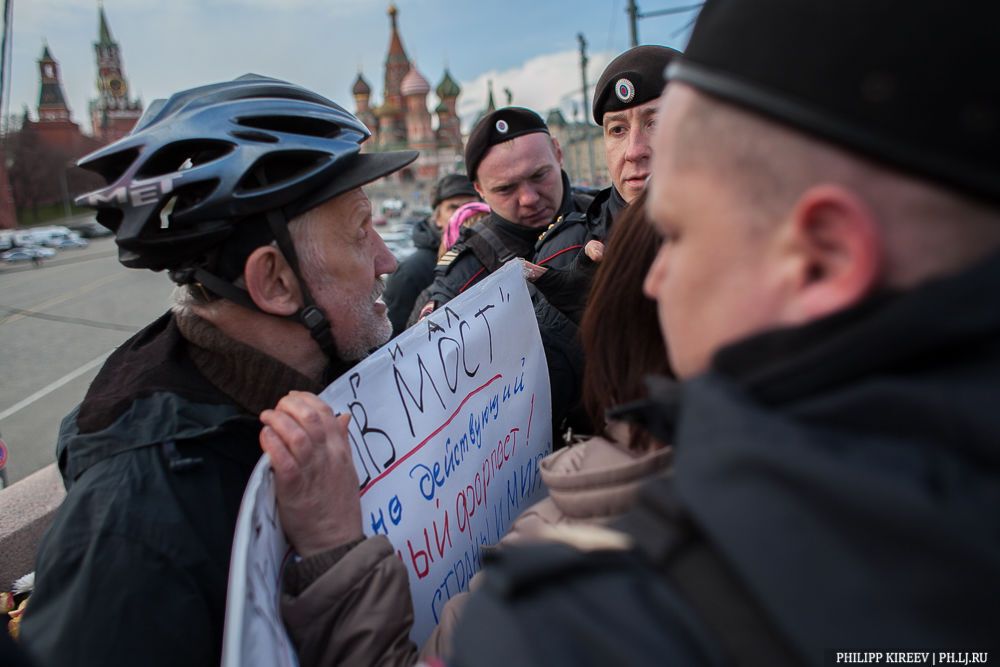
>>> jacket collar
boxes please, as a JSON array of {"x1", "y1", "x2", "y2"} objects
[
  {"x1": 711, "y1": 249, "x2": 1000, "y2": 406},
  {"x1": 586, "y1": 186, "x2": 627, "y2": 224},
  {"x1": 618, "y1": 250, "x2": 1000, "y2": 442},
  {"x1": 60, "y1": 310, "x2": 321, "y2": 483}
]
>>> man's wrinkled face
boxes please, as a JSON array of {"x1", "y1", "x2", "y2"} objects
[
  {"x1": 297, "y1": 188, "x2": 398, "y2": 361},
  {"x1": 643, "y1": 85, "x2": 787, "y2": 379},
  {"x1": 475, "y1": 133, "x2": 564, "y2": 228},
  {"x1": 603, "y1": 97, "x2": 659, "y2": 203},
  {"x1": 433, "y1": 195, "x2": 478, "y2": 230}
]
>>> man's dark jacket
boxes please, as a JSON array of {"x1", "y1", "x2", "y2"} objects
[
  {"x1": 585, "y1": 185, "x2": 627, "y2": 242},
  {"x1": 451, "y1": 251, "x2": 1000, "y2": 665},
  {"x1": 384, "y1": 216, "x2": 441, "y2": 337},
  {"x1": 20, "y1": 312, "x2": 317, "y2": 667}
]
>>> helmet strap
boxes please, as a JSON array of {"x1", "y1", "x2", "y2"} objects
[
  {"x1": 260, "y1": 206, "x2": 340, "y2": 363},
  {"x1": 253, "y1": 167, "x2": 340, "y2": 365}
]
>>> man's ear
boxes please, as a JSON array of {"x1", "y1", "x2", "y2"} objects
[
  {"x1": 783, "y1": 184, "x2": 884, "y2": 321},
  {"x1": 242, "y1": 245, "x2": 302, "y2": 316},
  {"x1": 550, "y1": 136, "x2": 564, "y2": 166},
  {"x1": 473, "y1": 180, "x2": 485, "y2": 200}
]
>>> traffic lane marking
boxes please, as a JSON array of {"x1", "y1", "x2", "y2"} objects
[{"x1": 0, "y1": 352, "x2": 111, "y2": 422}]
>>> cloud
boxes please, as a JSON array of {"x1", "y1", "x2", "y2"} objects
[{"x1": 455, "y1": 48, "x2": 614, "y2": 132}]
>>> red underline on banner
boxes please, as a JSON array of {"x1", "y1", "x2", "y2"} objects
[{"x1": 359, "y1": 372, "x2": 504, "y2": 498}]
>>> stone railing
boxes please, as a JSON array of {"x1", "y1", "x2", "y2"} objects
[{"x1": 0, "y1": 464, "x2": 65, "y2": 589}]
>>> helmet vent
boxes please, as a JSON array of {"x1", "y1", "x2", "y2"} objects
[
  {"x1": 237, "y1": 115, "x2": 342, "y2": 139},
  {"x1": 166, "y1": 179, "x2": 221, "y2": 218},
  {"x1": 83, "y1": 148, "x2": 141, "y2": 184},
  {"x1": 237, "y1": 151, "x2": 330, "y2": 193},
  {"x1": 137, "y1": 140, "x2": 236, "y2": 179}
]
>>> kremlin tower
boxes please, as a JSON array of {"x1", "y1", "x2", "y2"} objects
[{"x1": 89, "y1": 3, "x2": 143, "y2": 143}]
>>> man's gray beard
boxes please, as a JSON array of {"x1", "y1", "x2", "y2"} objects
[{"x1": 337, "y1": 278, "x2": 392, "y2": 361}]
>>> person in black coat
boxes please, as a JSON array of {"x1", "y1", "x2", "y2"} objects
[
  {"x1": 383, "y1": 174, "x2": 478, "y2": 337},
  {"x1": 447, "y1": 0, "x2": 1000, "y2": 663}
]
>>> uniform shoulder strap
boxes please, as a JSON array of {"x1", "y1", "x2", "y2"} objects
[
  {"x1": 464, "y1": 222, "x2": 518, "y2": 273},
  {"x1": 618, "y1": 479, "x2": 804, "y2": 667}
]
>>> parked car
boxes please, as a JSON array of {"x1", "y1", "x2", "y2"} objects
[
  {"x1": 52, "y1": 237, "x2": 89, "y2": 249},
  {"x1": 410, "y1": 205, "x2": 433, "y2": 220},
  {"x1": 68, "y1": 221, "x2": 113, "y2": 239},
  {"x1": 1, "y1": 247, "x2": 56, "y2": 263},
  {"x1": 381, "y1": 199, "x2": 405, "y2": 218}
]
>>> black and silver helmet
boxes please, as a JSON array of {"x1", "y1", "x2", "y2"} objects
[
  {"x1": 76, "y1": 73, "x2": 415, "y2": 272},
  {"x1": 75, "y1": 74, "x2": 417, "y2": 366}
]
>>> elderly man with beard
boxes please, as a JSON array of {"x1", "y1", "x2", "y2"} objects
[{"x1": 19, "y1": 75, "x2": 415, "y2": 667}]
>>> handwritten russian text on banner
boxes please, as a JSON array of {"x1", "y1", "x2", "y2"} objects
[
  {"x1": 320, "y1": 259, "x2": 552, "y2": 644},
  {"x1": 222, "y1": 260, "x2": 552, "y2": 665}
]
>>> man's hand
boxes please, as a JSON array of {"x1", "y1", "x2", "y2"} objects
[
  {"x1": 522, "y1": 261, "x2": 549, "y2": 282},
  {"x1": 416, "y1": 300, "x2": 436, "y2": 322},
  {"x1": 260, "y1": 391, "x2": 363, "y2": 558},
  {"x1": 584, "y1": 239, "x2": 605, "y2": 263}
]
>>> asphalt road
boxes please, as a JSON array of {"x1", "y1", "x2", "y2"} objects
[{"x1": 0, "y1": 236, "x2": 175, "y2": 484}]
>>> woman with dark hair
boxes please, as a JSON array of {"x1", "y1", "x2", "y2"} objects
[
  {"x1": 278, "y1": 192, "x2": 674, "y2": 666},
  {"x1": 580, "y1": 189, "x2": 673, "y2": 449},
  {"x1": 501, "y1": 188, "x2": 674, "y2": 540}
]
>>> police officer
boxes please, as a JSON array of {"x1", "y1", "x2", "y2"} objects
[
  {"x1": 527, "y1": 46, "x2": 678, "y2": 325},
  {"x1": 417, "y1": 107, "x2": 591, "y2": 316},
  {"x1": 588, "y1": 44, "x2": 679, "y2": 239},
  {"x1": 382, "y1": 173, "x2": 478, "y2": 337}
]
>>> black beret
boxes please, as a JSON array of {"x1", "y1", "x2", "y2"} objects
[
  {"x1": 593, "y1": 45, "x2": 680, "y2": 125},
  {"x1": 465, "y1": 107, "x2": 549, "y2": 182},
  {"x1": 672, "y1": 0, "x2": 1000, "y2": 203},
  {"x1": 432, "y1": 173, "x2": 477, "y2": 208}
]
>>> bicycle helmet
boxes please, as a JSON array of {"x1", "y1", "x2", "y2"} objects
[{"x1": 74, "y1": 73, "x2": 418, "y2": 367}]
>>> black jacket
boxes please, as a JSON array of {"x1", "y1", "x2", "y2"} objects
[
  {"x1": 451, "y1": 251, "x2": 1000, "y2": 665},
  {"x1": 585, "y1": 185, "x2": 627, "y2": 242},
  {"x1": 384, "y1": 217, "x2": 441, "y2": 337},
  {"x1": 20, "y1": 314, "x2": 263, "y2": 667}
]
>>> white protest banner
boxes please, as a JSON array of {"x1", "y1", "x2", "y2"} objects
[
  {"x1": 222, "y1": 259, "x2": 552, "y2": 664},
  {"x1": 320, "y1": 258, "x2": 552, "y2": 644},
  {"x1": 222, "y1": 455, "x2": 299, "y2": 667}
]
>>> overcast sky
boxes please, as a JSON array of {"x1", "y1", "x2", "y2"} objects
[{"x1": 9, "y1": 0, "x2": 697, "y2": 135}]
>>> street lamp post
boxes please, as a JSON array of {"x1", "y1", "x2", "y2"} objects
[{"x1": 577, "y1": 33, "x2": 597, "y2": 186}]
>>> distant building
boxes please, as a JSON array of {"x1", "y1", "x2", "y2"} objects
[
  {"x1": 19, "y1": 3, "x2": 141, "y2": 157},
  {"x1": 89, "y1": 5, "x2": 143, "y2": 143},
  {"x1": 546, "y1": 108, "x2": 609, "y2": 189},
  {"x1": 352, "y1": 4, "x2": 464, "y2": 181},
  {"x1": 10, "y1": 4, "x2": 141, "y2": 222},
  {"x1": 28, "y1": 45, "x2": 99, "y2": 157}
]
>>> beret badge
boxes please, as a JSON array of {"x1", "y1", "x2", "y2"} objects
[{"x1": 615, "y1": 78, "x2": 636, "y2": 103}]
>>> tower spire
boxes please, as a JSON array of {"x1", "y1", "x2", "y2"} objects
[
  {"x1": 98, "y1": 1, "x2": 115, "y2": 46},
  {"x1": 486, "y1": 80, "x2": 496, "y2": 113}
]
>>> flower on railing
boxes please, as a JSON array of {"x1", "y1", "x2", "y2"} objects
[{"x1": 4, "y1": 572, "x2": 33, "y2": 640}]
